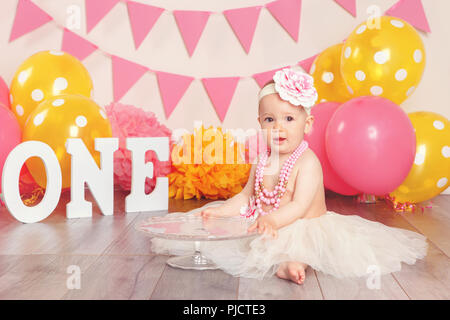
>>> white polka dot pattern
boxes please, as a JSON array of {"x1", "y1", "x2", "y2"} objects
[
  {"x1": 76, "y1": 116, "x2": 87, "y2": 127},
  {"x1": 322, "y1": 72, "x2": 334, "y2": 84},
  {"x1": 33, "y1": 112, "x2": 46, "y2": 126},
  {"x1": 31, "y1": 89, "x2": 44, "y2": 102},
  {"x1": 370, "y1": 86, "x2": 383, "y2": 96}
]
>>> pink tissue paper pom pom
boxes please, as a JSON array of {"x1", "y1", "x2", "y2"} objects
[{"x1": 105, "y1": 102, "x2": 173, "y2": 194}]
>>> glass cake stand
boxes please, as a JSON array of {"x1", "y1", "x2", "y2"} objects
[{"x1": 136, "y1": 214, "x2": 258, "y2": 270}]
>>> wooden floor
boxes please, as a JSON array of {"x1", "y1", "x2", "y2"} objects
[{"x1": 0, "y1": 190, "x2": 448, "y2": 300}]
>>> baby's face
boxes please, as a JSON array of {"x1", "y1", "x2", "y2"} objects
[{"x1": 258, "y1": 93, "x2": 313, "y2": 155}]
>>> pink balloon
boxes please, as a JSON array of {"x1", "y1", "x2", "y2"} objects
[
  {"x1": 0, "y1": 76, "x2": 10, "y2": 109},
  {"x1": 305, "y1": 102, "x2": 360, "y2": 195},
  {"x1": 0, "y1": 105, "x2": 22, "y2": 193},
  {"x1": 326, "y1": 96, "x2": 416, "y2": 195}
]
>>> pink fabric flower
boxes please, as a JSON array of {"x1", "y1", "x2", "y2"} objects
[
  {"x1": 105, "y1": 102, "x2": 173, "y2": 194},
  {"x1": 273, "y1": 68, "x2": 318, "y2": 108}
]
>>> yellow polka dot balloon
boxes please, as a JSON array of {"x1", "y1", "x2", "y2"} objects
[
  {"x1": 341, "y1": 16, "x2": 425, "y2": 105},
  {"x1": 390, "y1": 112, "x2": 450, "y2": 204},
  {"x1": 23, "y1": 94, "x2": 111, "y2": 189},
  {"x1": 10, "y1": 50, "x2": 93, "y2": 128},
  {"x1": 311, "y1": 43, "x2": 354, "y2": 103}
]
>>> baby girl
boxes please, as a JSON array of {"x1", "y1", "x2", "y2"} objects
[{"x1": 151, "y1": 67, "x2": 427, "y2": 285}]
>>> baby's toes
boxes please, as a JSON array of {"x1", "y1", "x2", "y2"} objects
[
  {"x1": 297, "y1": 269, "x2": 306, "y2": 284},
  {"x1": 288, "y1": 263, "x2": 305, "y2": 285},
  {"x1": 288, "y1": 267, "x2": 300, "y2": 282}
]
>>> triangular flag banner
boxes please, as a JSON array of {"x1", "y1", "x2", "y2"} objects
[
  {"x1": 173, "y1": 10, "x2": 211, "y2": 57},
  {"x1": 111, "y1": 55, "x2": 148, "y2": 101},
  {"x1": 156, "y1": 72, "x2": 194, "y2": 118},
  {"x1": 298, "y1": 54, "x2": 319, "y2": 73},
  {"x1": 61, "y1": 28, "x2": 98, "y2": 61},
  {"x1": 385, "y1": 0, "x2": 431, "y2": 33},
  {"x1": 334, "y1": 0, "x2": 357, "y2": 17},
  {"x1": 127, "y1": 1, "x2": 164, "y2": 49},
  {"x1": 85, "y1": 0, "x2": 120, "y2": 33},
  {"x1": 252, "y1": 68, "x2": 283, "y2": 88},
  {"x1": 9, "y1": 0, "x2": 53, "y2": 42},
  {"x1": 224, "y1": 6, "x2": 262, "y2": 54},
  {"x1": 202, "y1": 77, "x2": 240, "y2": 122},
  {"x1": 266, "y1": 0, "x2": 302, "y2": 41}
]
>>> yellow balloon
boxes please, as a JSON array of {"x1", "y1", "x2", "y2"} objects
[
  {"x1": 341, "y1": 16, "x2": 425, "y2": 105},
  {"x1": 311, "y1": 43, "x2": 354, "y2": 103},
  {"x1": 23, "y1": 95, "x2": 112, "y2": 189},
  {"x1": 10, "y1": 50, "x2": 93, "y2": 128},
  {"x1": 390, "y1": 112, "x2": 450, "y2": 203}
]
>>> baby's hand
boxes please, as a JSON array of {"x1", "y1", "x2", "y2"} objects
[
  {"x1": 248, "y1": 214, "x2": 278, "y2": 239},
  {"x1": 195, "y1": 206, "x2": 226, "y2": 218}
]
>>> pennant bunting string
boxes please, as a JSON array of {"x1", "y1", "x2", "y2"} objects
[{"x1": 9, "y1": 0, "x2": 430, "y2": 121}]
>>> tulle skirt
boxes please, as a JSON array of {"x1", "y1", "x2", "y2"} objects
[{"x1": 150, "y1": 201, "x2": 428, "y2": 279}]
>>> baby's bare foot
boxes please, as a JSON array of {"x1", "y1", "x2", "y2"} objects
[{"x1": 276, "y1": 261, "x2": 307, "y2": 285}]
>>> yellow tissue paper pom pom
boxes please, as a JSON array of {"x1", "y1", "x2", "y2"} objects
[{"x1": 169, "y1": 125, "x2": 251, "y2": 200}]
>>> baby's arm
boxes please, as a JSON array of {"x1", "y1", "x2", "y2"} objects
[
  {"x1": 199, "y1": 164, "x2": 256, "y2": 217},
  {"x1": 269, "y1": 153, "x2": 322, "y2": 230}
]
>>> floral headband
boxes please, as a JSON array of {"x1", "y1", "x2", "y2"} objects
[{"x1": 258, "y1": 68, "x2": 318, "y2": 115}]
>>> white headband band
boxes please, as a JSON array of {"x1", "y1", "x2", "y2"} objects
[
  {"x1": 258, "y1": 82, "x2": 312, "y2": 115},
  {"x1": 258, "y1": 83, "x2": 277, "y2": 101}
]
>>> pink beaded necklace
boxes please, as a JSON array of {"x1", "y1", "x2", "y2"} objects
[{"x1": 253, "y1": 140, "x2": 309, "y2": 216}]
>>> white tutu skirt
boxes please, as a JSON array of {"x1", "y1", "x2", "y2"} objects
[{"x1": 150, "y1": 201, "x2": 428, "y2": 279}]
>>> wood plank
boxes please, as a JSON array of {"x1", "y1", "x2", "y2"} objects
[
  {"x1": 63, "y1": 255, "x2": 167, "y2": 300},
  {"x1": 0, "y1": 219, "x2": 77, "y2": 255},
  {"x1": 0, "y1": 254, "x2": 98, "y2": 299},
  {"x1": 151, "y1": 266, "x2": 238, "y2": 300},
  {"x1": 392, "y1": 244, "x2": 450, "y2": 299},
  {"x1": 0, "y1": 190, "x2": 78, "y2": 255},
  {"x1": 53, "y1": 212, "x2": 140, "y2": 255},
  {"x1": 238, "y1": 267, "x2": 323, "y2": 300},
  {"x1": 0, "y1": 189, "x2": 135, "y2": 255},
  {"x1": 314, "y1": 272, "x2": 408, "y2": 300},
  {"x1": 104, "y1": 213, "x2": 154, "y2": 255},
  {"x1": 32, "y1": 189, "x2": 141, "y2": 255},
  {"x1": 0, "y1": 255, "x2": 25, "y2": 278},
  {"x1": 399, "y1": 195, "x2": 450, "y2": 257}
]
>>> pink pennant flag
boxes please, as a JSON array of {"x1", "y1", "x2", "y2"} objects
[
  {"x1": 61, "y1": 28, "x2": 98, "y2": 61},
  {"x1": 111, "y1": 55, "x2": 148, "y2": 101},
  {"x1": 265, "y1": 0, "x2": 302, "y2": 42},
  {"x1": 298, "y1": 54, "x2": 319, "y2": 73},
  {"x1": 9, "y1": 0, "x2": 53, "y2": 42},
  {"x1": 156, "y1": 72, "x2": 194, "y2": 118},
  {"x1": 202, "y1": 77, "x2": 240, "y2": 122},
  {"x1": 252, "y1": 68, "x2": 283, "y2": 88},
  {"x1": 334, "y1": 0, "x2": 357, "y2": 17},
  {"x1": 223, "y1": 6, "x2": 263, "y2": 54},
  {"x1": 85, "y1": 0, "x2": 120, "y2": 33},
  {"x1": 386, "y1": 0, "x2": 431, "y2": 33},
  {"x1": 173, "y1": 10, "x2": 211, "y2": 57},
  {"x1": 127, "y1": 1, "x2": 164, "y2": 49}
]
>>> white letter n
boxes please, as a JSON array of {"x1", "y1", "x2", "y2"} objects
[{"x1": 66, "y1": 138, "x2": 118, "y2": 218}]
